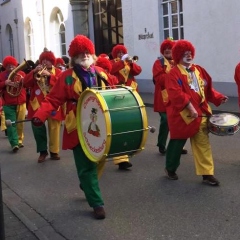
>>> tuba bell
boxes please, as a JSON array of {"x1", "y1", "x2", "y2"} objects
[{"x1": 6, "y1": 59, "x2": 29, "y2": 97}]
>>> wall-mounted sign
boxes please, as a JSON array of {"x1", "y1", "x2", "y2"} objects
[{"x1": 138, "y1": 28, "x2": 154, "y2": 40}]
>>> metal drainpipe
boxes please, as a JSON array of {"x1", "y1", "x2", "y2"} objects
[{"x1": 42, "y1": 0, "x2": 47, "y2": 48}]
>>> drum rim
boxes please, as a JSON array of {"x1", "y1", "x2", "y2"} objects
[{"x1": 76, "y1": 88, "x2": 111, "y2": 163}]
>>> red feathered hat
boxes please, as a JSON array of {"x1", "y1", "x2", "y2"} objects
[
  {"x1": 95, "y1": 57, "x2": 112, "y2": 73},
  {"x1": 68, "y1": 35, "x2": 95, "y2": 57},
  {"x1": 55, "y1": 58, "x2": 65, "y2": 66},
  {"x1": 172, "y1": 40, "x2": 195, "y2": 64},
  {"x1": 2, "y1": 56, "x2": 18, "y2": 69},
  {"x1": 39, "y1": 51, "x2": 56, "y2": 65},
  {"x1": 111, "y1": 44, "x2": 127, "y2": 59},
  {"x1": 160, "y1": 38, "x2": 175, "y2": 54},
  {"x1": 98, "y1": 53, "x2": 109, "y2": 59}
]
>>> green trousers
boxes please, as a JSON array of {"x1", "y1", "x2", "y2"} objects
[
  {"x1": 73, "y1": 144, "x2": 104, "y2": 208},
  {"x1": 157, "y1": 112, "x2": 169, "y2": 149},
  {"x1": 3, "y1": 104, "x2": 26, "y2": 148},
  {"x1": 166, "y1": 139, "x2": 187, "y2": 172}
]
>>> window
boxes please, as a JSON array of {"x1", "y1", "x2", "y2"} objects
[
  {"x1": 162, "y1": 0, "x2": 183, "y2": 40},
  {"x1": 6, "y1": 24, "x2": 14, "y2": 56},
  {"x1": 59, "y1": 23, "x2": 66, "y2": 57},
  {"x1": 93, "y1": 0, "x2": 123, "y2": 56},
  {"x1": 26, "y1": 20, "x2": 35, "y2": 60}
]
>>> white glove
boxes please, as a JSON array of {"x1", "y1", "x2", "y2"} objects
[{"x1": 121, "y1": 54, "x2": 129, "y2": 61}]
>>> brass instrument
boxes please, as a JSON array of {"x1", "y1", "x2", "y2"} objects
[
  {"x1": 7, "y1": 59, "x2": 29, "y2": 97},
  {"x1": 35, "y1": 65, "x2": 50, "y2": 95},
  {"x1": 126, "y1": 55, "x2": 139, "y2": 62},
  {"x1": 35, "y1": 65, "x2": 47, "y2": 81}
]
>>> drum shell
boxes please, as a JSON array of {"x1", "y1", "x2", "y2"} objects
[{"x1": 77, "y1": 87, "x2": 148, "y2": 162}]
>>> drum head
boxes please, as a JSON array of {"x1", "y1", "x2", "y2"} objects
[
  {"x1": 77, "y1": 89, "x2": 111, "y2": 163},
  {"x1": 209, "y1": 113, "x2": 239, "y2": 126}
]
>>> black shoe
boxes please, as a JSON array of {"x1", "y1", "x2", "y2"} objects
[
  {"x1": 159, "y1": 147, "x2": 166, "y2": 154},
  {"x1": 165, "y1": 168, "x2": 178, "y2": 180},
  {"x1": 118, "y1": 162, "x2": 132, "y2": 170},
  {"x1": 5, "y1": 129, "x2": 8, "y2": 136},
  {"x1": 12, "y1": 145, "x2": 19, "y2": 153},
  {"x1": 93, "y1": 206, "x2": 106, "y2": 219},
  {"x1": 79, "y1": 183, "x2": 83, "y2": 191},
  {"x1": 202, "y1": 175, "x2": 220, "y2": 186},
  {"x1": 18, "y1": 143, "x2": 24, "y2": 148},
  {"x1": 181, "y1": 149, "x2": 188, "y2": 154}
]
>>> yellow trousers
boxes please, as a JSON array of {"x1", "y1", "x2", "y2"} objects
[
  {"x1": 190, "y1": 117, "x2": 214, "y2": 175},
  {"x1": 0, "y1": 111, "x2": 6, "y2": 131},
  {"x1": 113, "y1": 155, "x2": 130, "y2": 165},
  {"x1": 47, "y1": 118, "x2": 61, "y2": 153},
  {"x1": 16, "y1": 104, "x2": 26, "y2": 145}
]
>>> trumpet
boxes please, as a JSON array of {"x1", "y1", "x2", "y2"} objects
[
  {"x1": 126, "y1": 55, "x2": 139, "y2": 62},
  {"x1": 35, "y1": 65, "x2": 47, "y2": 81}
]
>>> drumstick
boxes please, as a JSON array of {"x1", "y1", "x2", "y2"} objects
[{"x1": 5, "y1": 119, "x2": 32, "y2": 127}]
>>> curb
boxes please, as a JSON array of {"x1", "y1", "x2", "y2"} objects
[{"x1": 2, "y1": 181, "x2": 66, "y2": 240}]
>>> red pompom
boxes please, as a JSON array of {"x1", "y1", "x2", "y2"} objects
[
  {"x1": 68, "y1": 35, "x2": 95, "y2": 57},
  {"x1": 2, "y1": 56, "x2": 18, "y2": 69},
  {"x1": 160, "y1": 39, "x2": 175, "y2": 54},
  {"x1": 111, "y1": 45, "x2": 127, "y2": 59},
  {"x1": 39, "y1": 51, "x2": 56, "y2": 65},
  {"x1": 172, "y1": 40, "x2": 195, "y2": 64},
  {"x1": 95, "y1": 57, "x2": 112, "y2": 73}
]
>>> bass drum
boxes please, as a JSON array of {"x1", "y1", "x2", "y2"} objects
[{"x1": 76, "y1": 86, "x2": 148, "y2": 163}]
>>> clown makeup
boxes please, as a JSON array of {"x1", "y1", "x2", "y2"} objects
[
  {"x1": 75, "y1": 52, "x2": 94, "y2": 69},
  {"x1": 163, "y1": 48, "x2": 172, "y2": 60},
  {"x1": 182, "y1": 51, "x2": 193, "y2": 65}
]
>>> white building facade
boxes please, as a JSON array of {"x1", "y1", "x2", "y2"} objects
[{"x1": 0, "y1": 0, "x2": 239, "y2": 96}]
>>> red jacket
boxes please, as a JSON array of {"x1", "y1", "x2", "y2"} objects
[
  {"x1": 234, "y1": 63, "x2": 240, "y2": 107},
  {"x1": 33, "y1": 66, "x2": 109, "y2": 150},
  {"x1": 0, "y1": 70, "x2": 26, "y2": 105},
  {"x1": 23, "y1": 67, "x2": 65, "y2": 120},
  {"x1": 166, "y1": 64, "x2": 225, "y2": 139},
  {"x1": 152, "y1": 57, "x2": 173, "y2": 112},
  {"x1": 110, "y1": 58, "x2": 142, "y2": 90}
]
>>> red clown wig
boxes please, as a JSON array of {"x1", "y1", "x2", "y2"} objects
[
  {"x1": 95, "y1": 57, "x2": 112, "y2": 73},
  {"x1": 68, "y1": 35, "x2": 95, "y2": 57},
  {"x1": 2, "y1": 56, "x2": 18, "y2": 69},
  {"x1": 111, "y1": 45, "x2": 127, "y2": 59},
  {"x1": 55, "y1": 57, "x2": 65, "y2": 66},
  {"x1": 172, "y1": 40, "x2": 195, "y2": 64},
  {"x1": 39, "y1": 51, "x2": 56, "y2": 65},
  {"x1": 160, "y1": 38, "x2": 175, "y2": 54}
]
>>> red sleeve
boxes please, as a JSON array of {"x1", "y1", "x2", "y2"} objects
[
  {"x1": 110, "y1": 60, "x2": 125, "y2": 75},
  {"x1": 129, "y1": 62, "x2": 142, "y2": 76}
]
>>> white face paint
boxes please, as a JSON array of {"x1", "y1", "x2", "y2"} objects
[
  {"x1": 180, "y1": 51, "x2": 193, "y2": 66},
  {"x1": 182, "y1": 56, "x2": 192, "y2": 64}
]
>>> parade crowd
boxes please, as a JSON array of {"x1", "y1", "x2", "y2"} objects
[{"x1": 1, "y1": 35, "x2": 238, "y2": 220}]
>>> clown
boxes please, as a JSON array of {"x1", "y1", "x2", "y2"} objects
[
  {"x1": 32, "y1": 35, "x2": 112, "y2": 220},
  {"x1": 0, "y1": 56, "x2": 26, "y2": 152},
  {"x1": 23, "y1": 50, "x2": 65, "y2": 162},
  {"x1": 164, "y1": 40, "x2": 228, "y2": 186}
]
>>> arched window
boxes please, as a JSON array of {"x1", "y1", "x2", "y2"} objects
[
  {"x1": 6, "y1": 24, "x2": 14, "y2": 56},
  {"x1": 161, "y1": 0, "x2": 183, "y2": 40},
  {"x1": 26, "y1": 19, "x2": 35, "y2": 60},
  {"x1": 93, "y1": 0, "x2": 123, "y2": 55},
  {"x1": 59, "y1": 23, "x2": 66, "y2": 57},
  {"x1": 51, "y1": 10, "x2": 66, "y2": 57}
]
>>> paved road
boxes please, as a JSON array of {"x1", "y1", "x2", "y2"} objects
[{"x1": 1, "y1": 93, "x2": 240, "y2": 240}]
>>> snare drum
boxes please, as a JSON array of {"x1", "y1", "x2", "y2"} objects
[
  {"x1": 208, "y1": 113, "x2": 240, "y2": 136},
  {"x1": 76, "y1": 87, "x2": 148, "y2": 162}
]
